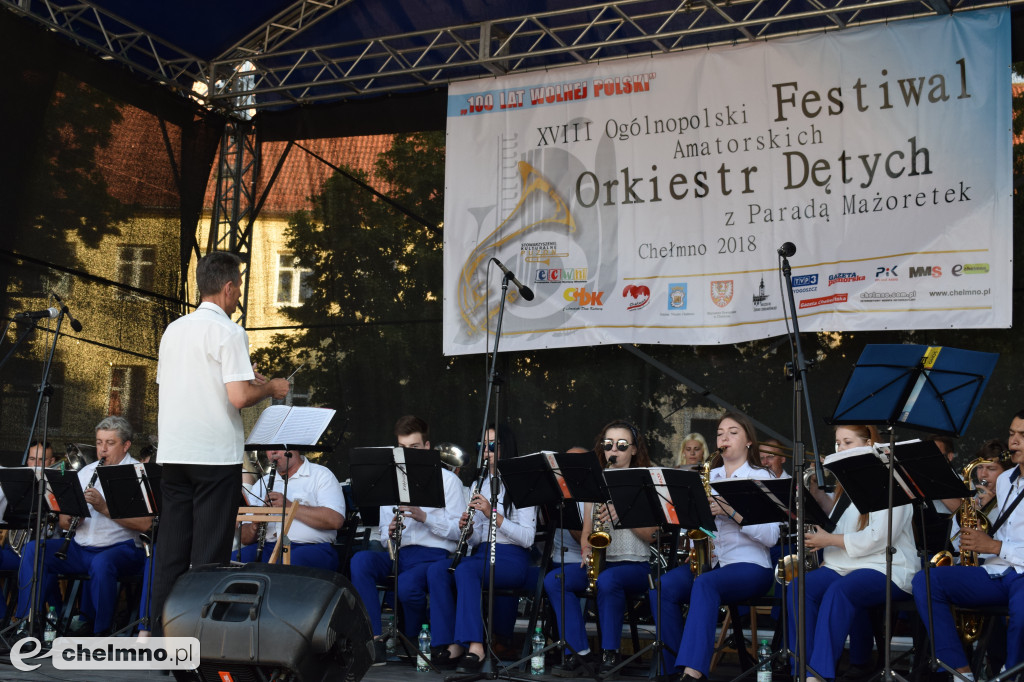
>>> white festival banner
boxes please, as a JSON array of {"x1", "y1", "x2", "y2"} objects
[{"x1": 442, "y1": 9, "x2": 1012, "y2": 355}]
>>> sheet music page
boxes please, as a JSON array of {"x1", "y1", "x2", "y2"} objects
[
  {"x1": 245, "y1": 405, "x2": 291, "y2": 445},
  {"x1": 246, "y1": 406, "x2": 336, "y2": 446},
  {"x1": 648, "y1": 468, "x2": 680, "y2": 525},
  {"x1": 394, "y1": 447, "x2": 411, "y2": 504}
]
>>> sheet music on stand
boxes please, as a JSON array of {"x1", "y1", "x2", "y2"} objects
[
  {"x1": 711, "y1": 477, "x2": 836, "y2": 532},
  {"x1": 604, "y1": 467, "x2": 714, "y2": 532},
  {"x1": 823, "y1": 440, "x2": 970, "y2": 514},
  {"x1": 245, "y1": 405, "x2": 336, "y2": 450},
  {"x1": 348, "y1": 446, "x2": 445, "y2": 509}
]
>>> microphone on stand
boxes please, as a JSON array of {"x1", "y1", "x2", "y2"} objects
[
  {"x1": 51, "y1": 291, "x2": 83, "y2": 332},
  {"x1": 490, "y1": 258, "x2": 535, "y2": 301},
  {"x1": 777, "y1": 242, "x2": 797, "y2": 258},
  {"x1": 14, "y1": 308, "x2": 59, "y2": 320}
]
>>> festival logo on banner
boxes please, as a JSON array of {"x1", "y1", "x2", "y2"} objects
[
  {"x1": 752, "y1": 277, "x2": 778, "y2": 312},
  {"x1": 623, "y1": 284, "x2": 651, "y2": 311},
  {"x1": 710, "y1": 281, "x2": 734, "y2": 308}
]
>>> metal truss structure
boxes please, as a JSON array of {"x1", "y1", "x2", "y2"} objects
[{"x1": 2, "y1": 0, "x2": 1020, "y2": 115}]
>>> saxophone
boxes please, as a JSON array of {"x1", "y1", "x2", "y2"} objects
[
  {"x1": 931, "y1": 454, "x2": 1009, "y2": 642},
  {"x1": 687, "y1": 456, "x2": 716, "y2": 575},
  {"x1": 586, "y1": 500, "x2": 613, "y2": 591}
]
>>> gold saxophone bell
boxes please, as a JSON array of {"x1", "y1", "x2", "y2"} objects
[{"x1": 586, "y1": 501, "x2": 612, "y2": 591}]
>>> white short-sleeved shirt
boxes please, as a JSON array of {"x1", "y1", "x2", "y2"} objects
[
  {"x1": 73, "y1": 456, "x2": 143, "y2": 548},
  {"x1": 376, "y1": 469, "x2": 466, "y2": 551},
  {"x1": 157, "y1": 302, "x2": 255, "y2": 465},
  {"x1": 247, "y1": 458, "x2": 346, "y2": 545}
]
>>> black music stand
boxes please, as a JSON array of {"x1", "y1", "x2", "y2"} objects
[
  {"x1": 602, "y1": 467, "x2": 714, "y2": 679},
  {"x1": 710, "y1": 477, "x2": 836, "y2": 532},
  {"x1": 495, "y1": 452, "x2": 582, "y2": 676},
  {"x1": 350, "y1": 446, "x2": 445, "y2": 670},
  {"x1": 98, "y1": 463, "x2": 161, "y2": 635},
  {"x1": 830, "y1": 344, "x2": 997, "y2": 682}
]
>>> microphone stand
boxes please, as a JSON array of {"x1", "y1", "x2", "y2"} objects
[
  {"x1": 447, "y1": 269, "x2": 516, "y2": 682},
  {"x1": 779, "y1": 245, "x2": 826, "y2": 682}
]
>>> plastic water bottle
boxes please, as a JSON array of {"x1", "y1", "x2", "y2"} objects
[
  {"x1": 43, "y1": 607, "x2": 57, "y2": 644},
  {"x1": 757, "y1": 639, "x2": 772, "y2": 682},
  {"x1": 530, "y1": 627, "x2": 545, "y2": 674},
  {"x1": 417, "y1": 624, "x2": 431, "y2": 672}
]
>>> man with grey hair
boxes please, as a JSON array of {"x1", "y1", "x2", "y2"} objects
[
  {"x1": 14, "y1": 415, "x2": 151, "y2": 635},
  {"x1": 151, "y1": 251, "x2": 290, "y2": 635}
]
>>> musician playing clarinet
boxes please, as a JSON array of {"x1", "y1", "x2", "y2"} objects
[
  {"x1": 914, "y1": 411, "x2": 1024, "y2": 682},
  {"x1": 426, "y1": 423, "x2": 537, "y2": 673},
  {"x1": 234, "y1": 448, "x2": 345, "y2": 570},
  {"x1": 15, "y1": 416, "x2": 150, "y2": 636},
  {"x1": 350, "y1": 415, "x2": 465, "y2": 666}
]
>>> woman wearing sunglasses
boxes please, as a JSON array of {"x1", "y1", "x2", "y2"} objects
[
  {"x1": 546, "y1": 419, "x2": 657, "y2": 679},
  {"x1": 426, "y1": 423, "x2": 537, "y2": 672},
  {"x1": 651, "y1": 412, "x2": 780, "y2": 682}
]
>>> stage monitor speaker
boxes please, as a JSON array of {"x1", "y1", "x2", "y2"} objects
[{"x1": 164, "y1": 562, "x2": 373, "y2": 682}]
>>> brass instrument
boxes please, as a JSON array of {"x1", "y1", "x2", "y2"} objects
[
  {"x1": 436, "y1": 442, "x2": 468, "y2": 475},
  {"x1": 243, "y1": 450, "x2": 273, "y2": 477},
  {"x1": 688, "y1": 455, "x2": 717, "y2": 576},
  {"x1": 775, "y1": 468, "x2": 836, "y2": 584},
  {"x1": 254, "y1": 467, "x2": 278, "y2": 561},
  {"x1": 385, "y1": 506, "x2": 406, "y2": 562},
  {"x1": 931, "y1": 453, "x2": 1010, "y2": 643},
  {"x1": 56, "y1": 463, "x2": 102, "y2": 560},
  {"x1": 586, "y1": 500, "x2": 613, "y2": 591}
]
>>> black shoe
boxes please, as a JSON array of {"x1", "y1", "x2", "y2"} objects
[
  {"x1": 600, "y1": 650, "x2": 620, "y2": 680},
  {"x1": 838, "y1": 663, "x2": 877, "y2": 682},
  {"x1": 372, "y1": 639, "x2": 387, "y2": 666},
  {"x1": 552, "y1": 652, "x2": 597, "y2": 678},
  {"x1": 433, "y1": 649, "x2": 462, "y2": 669},
  {"x1": 455, "y1": 652, "x2": 484, "y2": 674}
]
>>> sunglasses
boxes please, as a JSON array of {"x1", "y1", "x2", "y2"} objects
[
  {"x1": 477, "y1": 441, "x2": 496, "y2": 452},
  {"x1": 602, "y1": 439, "x2": 632, "y2": 452}
]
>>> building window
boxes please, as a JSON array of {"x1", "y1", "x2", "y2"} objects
[
  {"x1": 276, "y1": 254, "x2": 312, "y2": 305},
  {"x1": 117, "y1": 245, "x2": 156, "y2": 295},
  {"x1": 108, "y1": 365, "x2": 146, "y2": 426},
  {"x1": 0, "y1": 362, "x2": 64, "y2": 430}
]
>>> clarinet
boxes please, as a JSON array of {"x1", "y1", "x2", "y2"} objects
[
  {"x1": 55, "y1": 464, "x2": 102, "y2": 560},
  {"x1": 449, "y1": 460, "x2": 489, "y2": 573},
  {"x1": 254, "y1": 467, "x2": 278, "y2": 561}
]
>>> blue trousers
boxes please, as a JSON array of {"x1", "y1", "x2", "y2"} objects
[
  {"x1": 233, "y1": 542, "x2": 338, "y2": 571},
  {"x1": 350, "y1": 545, "x2": 449, "y2": 638},
  {"x1": 913, "y1": 566, "x2": 1024, "y2": 670},
  {"x1": 652, "y1": 562, "x2": 773, "y2": 676},
  {"x1": 17, "y1": 538, "x2": 145, "y2": 633},
  {"x1": 427, "y1": 543, "x2": 529, "y2": 647},
  {"x1": 789, "y1": 567, "x2": 910, "y2": 679},
  {"x1": 544, "y1": 560, "x2": 651, "y2": 653}
]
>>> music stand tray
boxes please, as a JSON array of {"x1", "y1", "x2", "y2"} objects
[
  {"x1": 97, "y1": 463, "x2": 161, "y2": 520},
  {"x1": 710, "y1": 478, "x2": 836, "y2": 532},
  {"x1": 349, "y1": 447, "x2": 446, "y2": 509},
  {"x1": 830, "y1": 344, "x2": 997, "y2": 435},
  {"x1": 43, "y1": 469, "x2": 91, "y2": 518}
]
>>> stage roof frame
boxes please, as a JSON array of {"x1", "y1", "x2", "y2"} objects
[{"x1": 3, "y1": 0, "x2": 1022, "y2": 120}]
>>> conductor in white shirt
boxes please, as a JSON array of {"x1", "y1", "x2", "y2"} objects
[{"x1": 151, "y1": 251, "x2": 290, "y2": 635}]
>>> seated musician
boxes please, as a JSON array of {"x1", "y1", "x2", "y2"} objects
[
  {"x1": 913, "y1": 411, "x2": 1024, "y2": 682},
  {"x1": 235, "y1": 447, "x2": 345, "y2": 571},
  {"x1": 16, "y1": 416, "x2": 149, "y2": 636},
  {"x1": 546, "y1": 420, "x2": 656, "y2": 678},
  {"x1": 651, "y1": 412, "x2": 780, "y2": 682},
  {"x1": 427, "y1": 423, "x2": 537, "y2": 673},
  {"x1": 789, "y1": 424, "x2": 916, "y2": 682},
  {"x1": 676, "y1": 433, "x2": 710, "y2": 470},
  {"x1": 349, "y1": 415, "x2": 465, "y2": 665}
]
